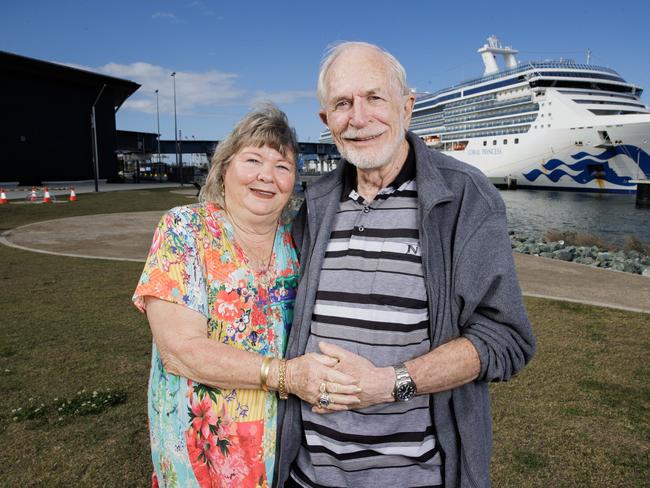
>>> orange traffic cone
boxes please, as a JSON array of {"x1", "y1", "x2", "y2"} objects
[
  {"x1": 69, "y1": 186, "x2": 77, "y2": 202},
  {"x1": 30, "y1": 187, "x2": 38, "y2": 202},
  {"x1": 0, "y1": 189, "x2": 7, "y2": 204},
  {"x1": 42, "y1": 187, "x2": 52, "y2": 203}
]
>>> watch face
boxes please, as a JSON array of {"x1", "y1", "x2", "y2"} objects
[{"x1": 396, "y1": 383, "x2": 416, "y2": 401}]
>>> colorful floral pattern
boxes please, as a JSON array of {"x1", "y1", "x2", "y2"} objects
[{"x1": 134, "y1": 203, "x2": 298, "y2": 487}]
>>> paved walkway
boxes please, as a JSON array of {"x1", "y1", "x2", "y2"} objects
[{"x1": 1, "y1": 211, "x2": 649, "y2": 314}]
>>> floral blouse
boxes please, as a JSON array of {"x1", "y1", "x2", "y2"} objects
[{"x1": 133, "y1": 203, "x2": 298, "y2": 487}]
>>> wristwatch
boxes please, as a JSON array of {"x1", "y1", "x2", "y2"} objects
[{"x1": 392, "y1": 363, "x2": 417, "y2": 402}]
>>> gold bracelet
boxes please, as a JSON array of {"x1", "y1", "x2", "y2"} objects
[
  {"x1": 278, "y1": 359, "x2": 288, "y2": 400},
  {"x1": 260, "y1": 356, "x2": 273, "y2": 392}
]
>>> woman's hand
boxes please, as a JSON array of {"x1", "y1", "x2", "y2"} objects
[
  {"x1": 285, "y1": 353, "x2": 361, "y2": 412},
  {"x1": 316, "y1": 342, "x2": 395, "y2": 410}
]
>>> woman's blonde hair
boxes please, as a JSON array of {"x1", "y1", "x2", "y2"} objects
[{"x1": 200, "y1": 103, "x2": 299, "y2": 207}]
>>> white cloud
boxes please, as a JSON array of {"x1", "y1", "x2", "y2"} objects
[
  {"x1": 250, "y1": 90, "x2": 315, "y2": 105},
  {"x1": 97, "y1": 62, "x2": 246, "y2": 114},
  {"x1": 152, "y1": 12, "x2": 178, "y2": 20},
  {"x1": 190, "y1": 1, "x2": 213, "y2": 16},
  {"x1": 61, "y1": 61, "x2": 314, "y2": 115}
]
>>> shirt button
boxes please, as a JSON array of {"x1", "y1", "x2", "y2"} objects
[
  {"x1": 357, "y1": 225, "x2": 364, "y2": 232},
  {"x1": 363, "y1": 206, "x2": 370, "y2": 213}
]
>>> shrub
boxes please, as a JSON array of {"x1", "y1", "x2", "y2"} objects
[
  {"x1": 624, "y1": 234, "x2": 650, "y2": 255},
  {"x1": 543, "y1": 229, "x2": 611, "y2": 250}
]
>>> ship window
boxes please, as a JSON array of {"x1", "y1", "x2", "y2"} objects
[
  {"x1": 515, "y1": 138, "x2": 519, "y2": 144},
  {"x1": 483, "y1": 141, "x2": 487, "y2": 146},
  {"x1": 503, "y1": 139, "x2": 508, "y2": 145},
  {"x1": 493, "y1": 140, "x2": 497, "y2": 145}
]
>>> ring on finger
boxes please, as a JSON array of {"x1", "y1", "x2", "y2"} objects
[
  {"x1": 318, "y1": 392, "x2": 332, "y2": 409},
  {"x1": 319, "y1": 381, "x2": 327, "y2": 394}
]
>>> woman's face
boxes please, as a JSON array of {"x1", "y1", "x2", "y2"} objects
[{"x1": 223, "y1": 144, "x2": 296, "y2": 221}]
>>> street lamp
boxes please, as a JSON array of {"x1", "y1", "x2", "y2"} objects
[
  {"x1": 91, "y1": 83, "x2": 107, "y2": 192},
  {"x1": 155, "y1": 89, "x2": 162, "y2": 182},
  {"x1": 171, "y1": 71, "x2": 183, "y2": 186}
]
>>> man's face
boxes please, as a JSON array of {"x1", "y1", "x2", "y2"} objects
[{"x1": 319, "y1": 47, "x2": 415, "y2": 170}]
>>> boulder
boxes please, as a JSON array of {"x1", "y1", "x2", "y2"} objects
[
  {"x1": 597, "y1": 252, "x2": 612, "y2": 262},
  {"x1": 553, "y1": 250, "x2": 573, "y2": 261},
  {"x1": 623, "y1": 261, "x2": 642, "y2": 274}
]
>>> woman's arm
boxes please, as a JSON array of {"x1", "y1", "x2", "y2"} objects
[
  {"x1": 146, "y1": 296, "x2": 361, "y2": 407},
  {"x1": 147, "y1": 296, "x2": 267, "y2": 390}
]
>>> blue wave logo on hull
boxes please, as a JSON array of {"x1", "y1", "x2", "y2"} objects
[{"x1": 523, "y1": 145, "x2": 650, "y2": 187}]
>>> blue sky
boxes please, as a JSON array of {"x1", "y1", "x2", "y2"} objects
[{"x1": 2, "y1": 0, "x2": 650, "y2": 142}]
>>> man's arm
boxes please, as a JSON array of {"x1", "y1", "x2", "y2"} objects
[
  {"x1": 454, "y1": 209, "x2": 536, "y2": 383},
  {"x1": 318, "y1": 338, "x2": 480, "y2": 409}
]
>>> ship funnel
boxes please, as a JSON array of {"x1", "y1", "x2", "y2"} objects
[{"x1": 477, "y1": 35, "x2": 519, "y2": 75}]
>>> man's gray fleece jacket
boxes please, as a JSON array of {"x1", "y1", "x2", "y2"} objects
[{"x1": 273, "y1": 132, "x2": 536, "y2": 488}]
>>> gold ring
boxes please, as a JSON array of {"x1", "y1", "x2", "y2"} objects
[{"x1": 319, "y1": 381, "x2": 327, "y2": 393}]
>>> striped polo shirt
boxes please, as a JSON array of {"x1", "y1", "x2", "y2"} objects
[{"x1": 288, "y1": 146, "x2": 443, "y2": 487}]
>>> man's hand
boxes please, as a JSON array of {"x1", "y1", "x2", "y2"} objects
[{"x1": 312, "y1": 342, "x2": 395, "y2": 412}]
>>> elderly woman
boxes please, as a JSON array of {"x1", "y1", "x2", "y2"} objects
[{"x1": 133, "y1": 105, "x2": 360, "y2": 488}]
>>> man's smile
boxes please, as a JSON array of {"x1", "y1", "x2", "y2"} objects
[{"x1": 343, "y1": 132, "x2": 384, "y2": 143}]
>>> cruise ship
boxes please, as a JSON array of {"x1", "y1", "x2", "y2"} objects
[{"x1": 320, "y1": 37, "x2": 650, "y2": 193}]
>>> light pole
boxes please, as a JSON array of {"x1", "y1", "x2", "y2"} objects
[
  {"x1": 155, "y1": 89, "x2": 162, "y2": 181},
  {"x1": 91, "y1": 83, "x2": 107, "y2": 192},
  {"x1": 171, "y1": 71, "x2": 183, "y2": 186}
]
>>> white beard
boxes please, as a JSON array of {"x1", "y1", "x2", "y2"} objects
[{"x1": 338, "y1": 117, "x2": 405, "y2": 170}]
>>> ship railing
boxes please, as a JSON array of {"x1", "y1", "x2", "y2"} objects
[
  {"x1": 440, "y1": 125, "x2": 530, "y2": 141},
  {"x1": 442, "y1": 93, "x2": 497, "y2": 110},
  {"x1": 445, "y1": 104, "x2": 539, "y2": 125},
  {"x1": 411, "y1": 113, "x2": 536, "y2": 134},
  {"x1": 442, "y1": 114, "x2": 538, "y2": 133},
  {"x1": 411, "y1": 104, "x2": 539, "y2": 131},
  {"x1": 419, "y1": 62, "x2": 619, "y2": 101},
  {"x1": 443, "y1": 95, "x2": 533, "y2": 117}
]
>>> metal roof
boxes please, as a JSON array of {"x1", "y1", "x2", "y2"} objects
[{"x1": 0, "y1": 50, "x2": 140, "y2": 110}]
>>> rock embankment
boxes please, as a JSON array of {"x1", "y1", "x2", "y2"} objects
[{"x1": 510, "y1": 232, "x2": 650, "y2": 276}]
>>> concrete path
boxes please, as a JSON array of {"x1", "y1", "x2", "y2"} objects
[
  {"x1": 513, "y1": 253, "x2": 650, "y2": 313},
  {"x1": 0, "y1": 212, "x2": 163, "y2": 262},
  {"x1": 2, "y1": 211, "x2": 649, "y2": 314}
]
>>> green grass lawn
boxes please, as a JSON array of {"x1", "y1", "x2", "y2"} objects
[{"x1": 1, "y1": 188, "x2": 648, "y2": 487}]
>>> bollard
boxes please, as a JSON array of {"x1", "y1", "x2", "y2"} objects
[{"x1": 636, "y1": 180, "x2": 650, "y2": 209}]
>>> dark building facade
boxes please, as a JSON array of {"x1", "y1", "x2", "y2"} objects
[{"x1": 1, "y1": 51, "x2": 139, "y2": 185}]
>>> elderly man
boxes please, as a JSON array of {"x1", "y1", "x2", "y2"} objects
[{"x1": 275, "y1": 42, "x2": 536, "y2": 488}]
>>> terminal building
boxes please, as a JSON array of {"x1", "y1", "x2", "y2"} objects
[{"x1": 1, "y1": 50, "x2": 140, "y2": 185}]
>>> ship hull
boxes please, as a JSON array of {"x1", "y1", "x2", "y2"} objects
[{"x1": 439, "y1": 116, "x2": 650, "y2": 194}]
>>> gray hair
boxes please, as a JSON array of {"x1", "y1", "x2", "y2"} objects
[
  {"x1": 200, "y1": 103, "x2": 299, "y2": 207},
  {"x1": 316, "y1": 41, "x2": 410, "y2": 108}
]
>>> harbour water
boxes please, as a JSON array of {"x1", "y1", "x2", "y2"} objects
[{"x1": 500, "y1": 189, "x2": 650, "y2": 244}]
